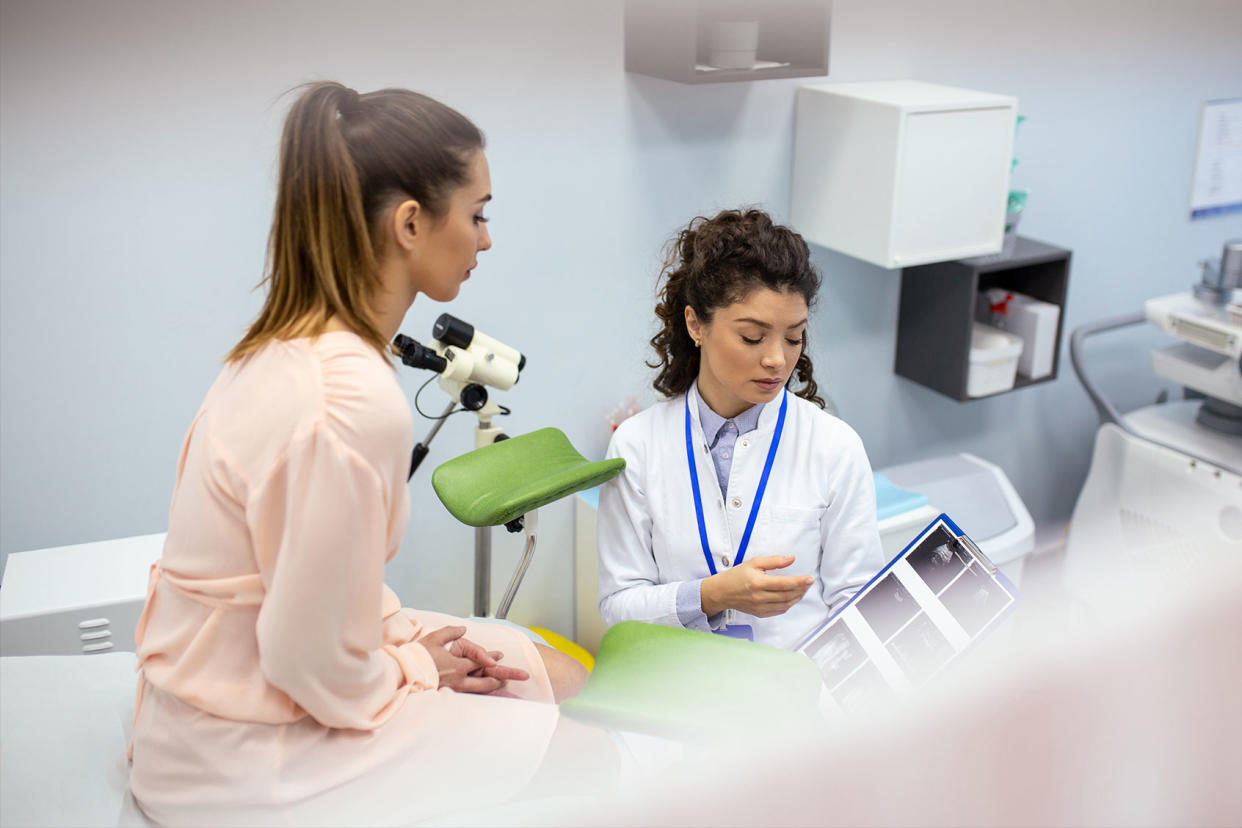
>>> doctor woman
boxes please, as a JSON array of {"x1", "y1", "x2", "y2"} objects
[
  {"x1": 598, "y1": 209, "x2": 884, "y2": 650},
  {"x1": 129, "y1": 82, "x2": 587, "y2": 826}
]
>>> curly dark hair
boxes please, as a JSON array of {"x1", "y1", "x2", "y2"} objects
[{"x1": 648, "y1": 208, "x2": 825, "y2": 407}]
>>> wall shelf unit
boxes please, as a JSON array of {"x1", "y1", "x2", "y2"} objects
[
  {"x1": 895, "y1": 236, "x2": 1072, "y2": 401},
  {"x1": 624, "y1": 0, "x2": 830, "y2": 85}
]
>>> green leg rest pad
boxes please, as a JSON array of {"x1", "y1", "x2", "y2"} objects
[
  {"x1": 432, "y1": 427, "x2": 625, "y2": 527},
  {"x1": 559, "y1": 621, "x2": 824, "y2": 741}
]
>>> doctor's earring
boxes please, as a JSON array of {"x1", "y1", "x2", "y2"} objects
[{"x1": 694, "y1": 339, "x2": 701, "y2": 348}]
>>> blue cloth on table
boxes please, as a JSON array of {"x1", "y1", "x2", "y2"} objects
[{"x1": 873, "y1": 473, "x2": 928, "y2": 521}]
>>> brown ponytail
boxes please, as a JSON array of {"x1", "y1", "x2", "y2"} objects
[
  {"x1": 228, "y1": 81, "x2": 484, "y2": 362},
  {"x1": 648, "y1": 208, "x2": 826, "y2": 408}
]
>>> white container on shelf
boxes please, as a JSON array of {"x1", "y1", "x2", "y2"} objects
[
  {"x1": 791, "y1": 80, "x2": 1017, "y2": 269},
  {"x1": 707, "y1": 20, "x2": 759, "y2": 68},
  {"x1": 977, "y1": 289, "x2": 1061, "y2": 380},
  {"x1": 967, "y1": 323, "x2": 1023, "y2": 397}
]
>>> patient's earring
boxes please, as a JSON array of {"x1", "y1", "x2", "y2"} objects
[{"x1": 694, "y1": 339, "x2": 701, "y2": 348}]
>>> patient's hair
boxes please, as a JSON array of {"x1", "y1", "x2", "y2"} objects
[
  {"x1": 227, "y1": 81, "x2": 484, "y2": 362},
  {"x1": 649, "y1": 208, "x2": 826, "y2": 407}
]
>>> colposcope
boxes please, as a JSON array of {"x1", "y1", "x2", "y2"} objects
[
  {"x1": 391, "y1": 313, "x2": 529, "y2": 617},
  {"x1": 392, "y1": 313, "x2": 527, "y2": 478}
]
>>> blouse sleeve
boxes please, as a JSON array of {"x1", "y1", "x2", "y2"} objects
[{"x1": 248, "y1": 421, "x2": 439, "y2": 731}]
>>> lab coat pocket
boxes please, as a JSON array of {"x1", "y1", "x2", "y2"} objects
[
  {"x1": 755, "y1": 506, "x2": 825, "y2": 576},
  {"x1": 768, "y1": 505, "x2": 825, "y2": 527}
]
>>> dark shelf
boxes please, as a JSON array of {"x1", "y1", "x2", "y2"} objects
[
  {"x1": 957, "y1": 236, "x2": 1072, "y2": 272},
  {"x1": 895, "y1": 236, "x2": 1072, "y2": 402}
]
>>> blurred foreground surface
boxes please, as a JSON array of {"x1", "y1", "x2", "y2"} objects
[{"x1": 465, "y1": 547, "x2": 1242, "y2": 828}]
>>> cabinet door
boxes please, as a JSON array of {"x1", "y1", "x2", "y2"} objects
[{"x1": 892, "y1": 106, "x2": 1014, "y2": 266}]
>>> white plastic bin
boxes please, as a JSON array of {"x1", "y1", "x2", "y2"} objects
[
  {"x1": 967, "y1": 323, "x2": 1023, "y2": 397},
  {"x1": 876, "y1": 453, "x2": 1034, "y2": 587}
]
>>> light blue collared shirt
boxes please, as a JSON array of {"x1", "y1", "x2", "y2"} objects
[
  {"x1": 675, "y1": 383, "x2": 764, "y2": 630},
  {"x1": 696, "y1": 392, "x2": 764, "y2": 499}
]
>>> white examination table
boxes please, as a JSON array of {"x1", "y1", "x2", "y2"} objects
[
  {"x1": 0, "y1": 649, "x2": 649, "y2": 827},
  {"x1": 0, "y1": 652, "x2": 150, "y2": 827},
  {"x1": 4, "y1": 562, "x2": 1240, "y2": 827}
]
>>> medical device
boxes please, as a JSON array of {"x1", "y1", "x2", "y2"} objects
[
  {"x1": 391, "y1": 314, "x2": 540, "y2": 618},
  {"x1": 392, "y1": 312, "x2": 527, "y2": 477},
  {"x1": 1063, "y1": 239, "x2": 1242, "y2": 591},
  {"x1": 394, "y1": 314, "x2": 526, "y2": 397},
  {"x1": 1143, "y1": 239, "x2": 1242, "y2": 433}
]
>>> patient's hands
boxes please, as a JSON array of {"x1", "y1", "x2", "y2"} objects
[
  {"x1": 700, "y1": 555, "x2": 814, "y2": 618},
  {"x1": 419, "y1": 625, "x2": 531, "y2": 694}
]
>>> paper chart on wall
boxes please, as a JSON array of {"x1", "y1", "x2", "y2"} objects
[
  {"x1": 1190, "y1": 97, "x2": 1242, "y2": 220},
  {"x1": 796, "y1": 514, "x2": 1020, "y2": 717}
]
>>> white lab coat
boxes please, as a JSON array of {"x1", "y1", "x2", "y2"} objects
[{"x1": 597, "y1": 386, "x2": 884, "y2": 651}]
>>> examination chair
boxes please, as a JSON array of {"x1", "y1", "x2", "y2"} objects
[
  {"x1": 431, "y1": 428, "x2": 825, "y2": 739},
  {"x1": 430, "y1": 426, "x2": 624, "y2": 662}
]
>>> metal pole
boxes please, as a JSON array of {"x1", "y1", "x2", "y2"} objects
[
  {"x1": 408, "y1": 400, "x2": 458, "y2": 480},
  {"x1": 496, "y1": 510, "x2": 538, "y2": 620},
  {"x1": 420, "y1": 399, "x2": 457, "y2": 445},
  {"x1": 471, "y1": 406, "x2": 504, "y2": 617},
  {"x1": 474, "y1": 527, "x2": 491, "y2": 618}
]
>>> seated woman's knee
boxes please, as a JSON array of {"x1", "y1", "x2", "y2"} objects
[{"x1": 534, "y1": 643, "x2": 588, "y2": 702}]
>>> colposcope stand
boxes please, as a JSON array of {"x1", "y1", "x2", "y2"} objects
[{"x1": 409, "y1": 385, "x2": 529, "y2": 618}]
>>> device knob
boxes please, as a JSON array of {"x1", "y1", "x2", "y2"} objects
[{"x1": 459, "y1": 384, "x2": 489, "y2": 411}]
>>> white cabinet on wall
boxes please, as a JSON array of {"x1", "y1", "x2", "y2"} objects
[{"x1": 791, "y1": 80, "x2": 1017, "y2": 269}]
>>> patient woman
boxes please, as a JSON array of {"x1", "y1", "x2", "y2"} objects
[
  {"x1": 598, "y1": 209, "x2": 885, "y2": 650},
  {"x1": 129, "y1": 82, "x2": 586, "y2": 825}
]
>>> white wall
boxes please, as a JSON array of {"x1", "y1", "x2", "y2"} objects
[{"x1": 2, "y1": 0, "x2": 1239, "y2": 636}]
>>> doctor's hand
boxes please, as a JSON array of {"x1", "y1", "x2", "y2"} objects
[
  {"x1": 418, "y1": 625, "x2": 531, "y2": 694},
  {"x1": 700, "y1": 555, "x2": 814, "y2": 618}
]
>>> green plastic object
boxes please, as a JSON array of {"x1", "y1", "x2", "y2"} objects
[
  {"x1": 560, "y1": 621, "x2": 824, "y2": 740},
  {"x1": 431, "y1": 427, "x2": 625, "y2": 527}
]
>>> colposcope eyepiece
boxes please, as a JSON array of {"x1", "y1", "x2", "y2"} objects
[
  {"x1": 433, "y1": 314, "x2": 475, "y2": 350},
  {"x1": 392, "y1": 334, "x2": 447, "y2": 373}
]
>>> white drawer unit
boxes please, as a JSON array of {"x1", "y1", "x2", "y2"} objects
[{"x1": 0, "y1": 533, "x2": 162, "y2": 656}]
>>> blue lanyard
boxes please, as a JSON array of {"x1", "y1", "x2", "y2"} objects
[{"x1": 684, "y1": 389, "x2": 788, "y2": 576}]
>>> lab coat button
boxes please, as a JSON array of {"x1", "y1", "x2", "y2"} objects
[
  {"x1": 720, "y1": 555, "x2": 730, "y2": 568},
  {"x1": 731, "y1": 498, "x2": 742, "y2": 508},
  {"x1": 741, "y1": 440, "x2": 749, "y2": 448}
]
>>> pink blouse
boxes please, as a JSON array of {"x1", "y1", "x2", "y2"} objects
[{"x1": 129, "y1": 332, "x2": 556, "y2": 824}]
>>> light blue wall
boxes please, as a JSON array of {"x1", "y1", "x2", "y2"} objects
[{"x1": 2, "y1": 0, "x2": 1239, "y2": 634}]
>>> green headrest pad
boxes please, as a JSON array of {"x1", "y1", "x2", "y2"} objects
[
  {"x1": 431, "y1": 427, "x2": 625, "y2": 527},
  {"x1": 560, "y1": 621, "x2": 824, "y2": 741}
]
